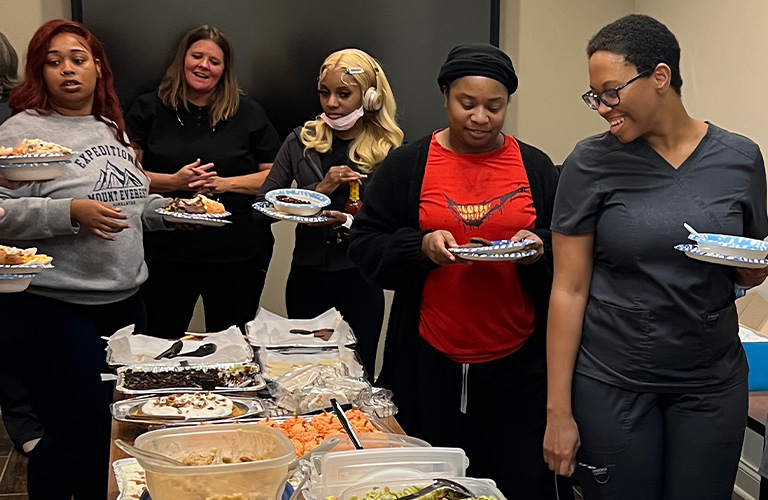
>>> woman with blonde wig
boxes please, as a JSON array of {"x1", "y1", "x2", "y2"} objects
[
  {"x1": 127, "y1": 25, "x2": 281, "y2": 339},
  {"x1": 256, "y1": 48, "x2": 403, "y2": 376}
]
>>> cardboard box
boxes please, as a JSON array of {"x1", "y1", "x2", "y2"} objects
[{"x1": 737, "y1": 291, "x2": 768, "y2": 390}]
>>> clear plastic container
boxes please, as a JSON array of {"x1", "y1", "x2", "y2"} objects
[
  {"x1": 133, "y1": 423, "x2": 295, "y2": 500},
  {"x1": 321, "y1": 433, "x2": 431, "y2": 453},
  {"x1": 340, "y1": 476, "x2": 506, "y2": 500},
  {"x1": 307, "y1": 447, "x2": 468, "y2": 500}
]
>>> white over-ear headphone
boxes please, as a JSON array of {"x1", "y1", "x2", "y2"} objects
[{"x1": 354, "y1": 50, "x2": 383, "y2": 112}]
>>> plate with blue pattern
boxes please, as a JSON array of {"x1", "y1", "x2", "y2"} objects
[
  {"x1": 452, "y1": 248, "x2": 537, "y2": 262},
  {"x1": 155, "y1": 209, "x2": 232, "y2": 227},
  {"x1": 265, "y1": 188, "x2": 330, "y2": 216},
  {"x1": 0, "y1": 273, "x2": 33, "y2": 293},
  {"x1": 253, "y1": 201, "x2": 328, "y2": 224},
  {"x1": 449, "y1": 238, "x2": 534, "y2": 256},
  {"x1": 687, "y1": 232, "x2": 768, "y2": 260},
  {"x1": 0, "y1": 264, "x2": 53, "y2": 275},
  {"x1": 675, "y1": 244, "x2": 768, "y2": 269}
]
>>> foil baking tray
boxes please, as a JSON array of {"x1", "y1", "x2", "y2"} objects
[
  {"x1": 111, "y1": 394, "x2": 268, "y2": 425},
  {"x1": 112, "y1": 457, "x2": 146, "y2": 500},
  {"x1": 115, "y1": 363, "x2": 266, "y2": 395}
]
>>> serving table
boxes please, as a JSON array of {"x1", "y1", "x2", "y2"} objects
[{"x1": 106, "y1": 402, "x2": 404, "y2": 500}]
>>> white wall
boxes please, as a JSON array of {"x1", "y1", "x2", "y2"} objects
[
  {"x1": 0, "y1": 0, "x2": 70, "y2": 68},
  {"x1": 501, "y1": 0, "x2": 635, "y2": 164},
  {"x1": 636, "y1": 0, "x2": 768, "y2": 158}
]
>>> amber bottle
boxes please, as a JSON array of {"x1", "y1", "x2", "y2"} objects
[{"x1": 344, "y1": 182, "x2": 361, "y2": 215}]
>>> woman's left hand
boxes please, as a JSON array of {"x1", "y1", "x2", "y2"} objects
[
  {"x1": 511, "y1": 229, "x2": 543, "y2": 265},
  {"x1": 736, "y1": 266, "x2": 768, "y2": 288},
  {"x1": 194, "y1": 175, "x2": 230, "y2": 195},
  {"x1": 308, "y1": 210, "x2": 348, "y2": 227}
]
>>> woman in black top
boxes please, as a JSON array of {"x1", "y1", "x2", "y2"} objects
[
  {"x1": 544, "y1": 15, "x2": 768, "y2": 500},
  {"x1": 127, "y1": 25, "x2": 280, "y2": 338},
  {"x1": 255, "y1": 49, "x2": 403, "y2": 376},
  {"x1": 348, "y1": 44, "x2": 566, "y2": 500}
]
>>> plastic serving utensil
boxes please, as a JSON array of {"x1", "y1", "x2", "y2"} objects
[
  {"x1": 287, "y1": 437, "x2": 340, "y2": 470},
  {"x1": 396, "y1": 479, "x2": 474, "y2": 500},
  {"x1": 177, "y1": 343, "x2": 217, "y2": 358},
  {"x1": 154, "y1": 340, "x2": 183, "y2": 360},
  {"x1": 115, "y1": 439, "x2": 185, "y2": 467},
  {"x1": 684, "y1": 222, "x2": 702, "y2": 238},
  {"x1": 330, "y1": 398, "x2": 363, "y2": 449}
]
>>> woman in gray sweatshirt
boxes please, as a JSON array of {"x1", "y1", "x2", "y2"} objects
[{"x1": 0, "y1": 20, "x2": 168, "y2": 500}]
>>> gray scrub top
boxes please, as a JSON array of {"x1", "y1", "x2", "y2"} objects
[{"x1": 552, "y1": 123, "x2": 767, "y2": 392}]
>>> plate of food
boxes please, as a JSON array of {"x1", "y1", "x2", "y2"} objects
[
  {"x1": 111, "y1": 392, "x2": 267, "y2": 424},
  {"x1": 448, "y1": 238, "x2": 534, "y2": 256},
  {"x1": 686, "y1": 232, "x2": 768, "y2": 260},
  {"x1": 116, "y1": 363, "x2": 266, "y2": 394},
  {"x1": 0, "y1": 245, "x2": 53, "y2": 275},
  {"x1": 450, "y1": 249, "x2": 537, "y2": 262},
  {"x1": 675, "y1": 244, "x2": 768, "y2": 269},
  {"x1": 253, "y1": 201, "x2": 329, "y2": 224},
  {"x1": 0, "y1": 273, "x2": 34, "y2": 293},
  {"x1": 264, "y1": 188, "x2": 331, "y2": 216},
  {"x1": 156, "y1": 194, "x2": 231, "y2": 226},
  {"x1": 0, "y1": 139, "x2": 74, "y2": 180}
]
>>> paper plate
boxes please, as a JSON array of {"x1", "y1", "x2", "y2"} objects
[
  {"x1": 0, "y1": 264, "x2": 53, "y2": 275},
  {"x1": 675, "y1": 244, "x2": 768, "y2": 269},
  {"x1": 253, "y1": 201, "x2": 328, "y2": 224},
  {"x1": 449, "y1": 238, "x2": 534, "y2": 255},
  {"x1": 155, "y1": 209, "x2": 232, "y2": 227},
  {"x1": 453, "y1": 249, "x2": 537, "y2": 262}
]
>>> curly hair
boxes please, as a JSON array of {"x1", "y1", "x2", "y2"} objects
[
  {"x1": 300, "y1": 49, "x2": 403, "y2": 174},
  {"x1": 587, "y1": 14, "x2": 683, "y2": 95},
  {"x1": 9, "y1": 20, "x2": 132, "y2": 146}
]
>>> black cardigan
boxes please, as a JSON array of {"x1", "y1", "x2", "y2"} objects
[{"x1": 348, "y1": 134, "x2": 559, "y2": 433}]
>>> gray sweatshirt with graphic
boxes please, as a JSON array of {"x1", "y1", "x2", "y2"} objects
[{"x1": 0, "y1": 111, "x2": 169, "y2": 305}]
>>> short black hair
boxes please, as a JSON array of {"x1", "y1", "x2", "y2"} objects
[{"x1": 587, "y1": 14, "x2": 683, "y2": 95}]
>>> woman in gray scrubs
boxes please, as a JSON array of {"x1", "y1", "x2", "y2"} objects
[{"x1": 543, "y1": 14, "x2": 768, "y2": 500}]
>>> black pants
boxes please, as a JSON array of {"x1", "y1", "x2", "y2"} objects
[
  {"x1": 0, "y1": 292, "x2": 146, "y2": 500},
  {"x1": 286, "y1": 265, "x2": 384, "y2": 378},
  {"x1": 413, "y1": 337, "x2": 571, "y2": 500},
  {"x1": 142, "y1": 257, "x2": 268, "y2": 339},
  {"x1": 0, "y1": 372, "x2": 43, "y2": 451},
  {"x1": 572, "y1": 373, "x2": 748, "y2": 500}
]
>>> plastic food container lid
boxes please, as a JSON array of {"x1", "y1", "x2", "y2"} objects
[
  {"x1": 320, "y1": 433, "x2": 431, "y2": 453},
  {"x1": 339, "y1": 476, "x2": 507, "y2": 500},
  {"x1": 313, "y1": 447, "x2": 468, "y2": 484}
]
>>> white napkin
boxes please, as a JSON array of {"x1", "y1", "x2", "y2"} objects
[
  {"x1": 740, "y1": 325, "x2": 768, "y2": 344},
  {"x1": 106, "y1": 325, "x2": 253, "y2": 365},
  {"x1": 246, "y1": 307, "x2": 354, "y2": 347}
]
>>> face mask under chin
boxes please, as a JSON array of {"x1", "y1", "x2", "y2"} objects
[{"x1": 320, "y1": 106, "x2": 364, "y2": 131}]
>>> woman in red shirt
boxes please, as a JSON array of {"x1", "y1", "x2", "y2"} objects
[{"x1": 349, "y1": 44, "x2": 568, "y2": 499}]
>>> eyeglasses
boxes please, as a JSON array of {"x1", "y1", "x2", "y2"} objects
[{"x1": 582, "y1": 68, "x2": 652, "y2": 110}]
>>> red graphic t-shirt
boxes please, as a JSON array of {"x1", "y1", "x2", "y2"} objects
[{"x1": 418, "y1": 132, "x2": 537, "y2": 363}]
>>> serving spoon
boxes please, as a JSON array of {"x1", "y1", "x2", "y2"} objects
[
  {"x1": 115, "y1": 439, "x2": 185, "y2": 467},
  {"x1": 177, "y1": 343, "x2": 217, "y2": 358}
]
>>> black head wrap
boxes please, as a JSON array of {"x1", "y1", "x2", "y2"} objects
[{"x1": 437, "y1": 44, "x2": 518, "y2": 95}]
